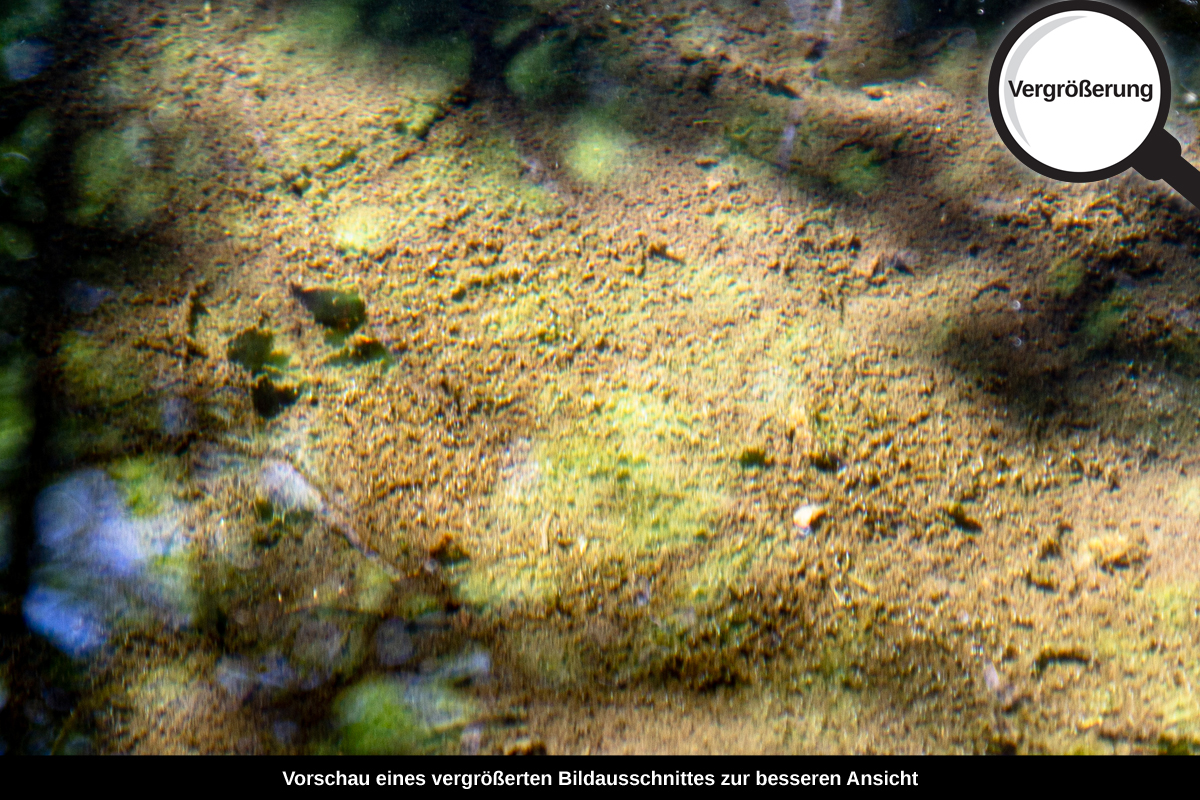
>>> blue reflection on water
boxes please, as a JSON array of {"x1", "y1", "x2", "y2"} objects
[{"x1": 23, "y1": 469, "x2": 192, "y2": 657}]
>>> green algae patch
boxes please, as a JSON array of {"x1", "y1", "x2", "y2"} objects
[
  {"x1": 737, "y1": 446, "x2": 769, "y2": 469},
  {"x1": 373, "y1": 0, "x2": 463, "y2": 44},
  {"x1": 57, "y1": 331, "x2": 145, "y2": 407},
  {"x1": 641, "y1": 540, "x2": 770, "y2": 681},
  {"x1": 673, "y1": 542, "x2": 757, "y2": 613},
  {"x1": 458, "y1": 390, "x2": 724, "y2": 612},
  {"x1": 70, "y1": 125, "x2": 167, "y2": 230},
  {"x1": 465, "y1": 134, "x2": 565, "y2": 215},
  {"x1": 1148, "y1": 583, "x2": 1200, "y2": 636},
  {"x1": 1078, "y1": 289, "x2": 1129, "y2": 351},
  {"x1": 280, "y1": 0, "x2": 362, "y2": 52},
  {"x1": 398, "y1": 592, "x2": 441, "y2": 621},
  {"x1": 724, "y1": 103, "x2": 787, "y2": 162},
  {"x1": 564, "y1": 114, "x2": 633, "y2": 186},
  {"x1": 108, "y1": 456, "x2": 180, "y2": 518},
  {"x1": 401, "y1": 35, "x2": 472, "y2": 94},
  {"x1": 828, "y1": 145, "x2": 886, "y2": 196},
  {"x1": 251, "y1": 376, "x2": 300, "y2": 419},
  {"x1": 505, "y1": 33, "x2": 576, "y2": 104},
  {"x1": 225, "y1": 326, "x2": 302, "y2": 419},
  {"x1": 0, "y1": 110, "x2": 51, "y2": 244},
  {"x1": 493, "y1": 16, "x2": 538, "y2": 49},
  {"x1": 0, "y1": 224, "x2": 35, "y2": 261},
  {"x1": 386, "y1": 36, "x2": 473, "y2": 137},
  {"x1": 350, "y1": 561, "x2": 395, "y2": 615},
  {"x1": 1049, "y1": 257, "x2": 1086, "y2": 298},
  {"x1": 227, "y1": 327, "x2": 290, "y2": 376}
]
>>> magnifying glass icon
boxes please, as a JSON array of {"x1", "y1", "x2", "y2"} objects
[{"x1": 989, "y1": 0, "x2": 1200, "y2": 208}]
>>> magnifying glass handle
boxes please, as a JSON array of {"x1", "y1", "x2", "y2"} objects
[{"x1": 1131, "y1": 128, "x2": 1200, "y2": 209}]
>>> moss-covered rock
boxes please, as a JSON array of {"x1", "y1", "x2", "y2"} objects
[
  {"x1": 505, "y1": 32, "x2": 576, "y2": 104},
  {"x1": 328, "y1": 674, "x2": 475, "y2": 754}
]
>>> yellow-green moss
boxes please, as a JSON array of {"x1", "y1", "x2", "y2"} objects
[
  {"x1": 829, "y1": 145, "x2": 886, "y2": 196},
  {"x1": 107, "y1": 455, "x2": 179, "y2": 518},
  {"x1": 332, "y1": 677, "x2": 424, "y2": 753},
  {"x1": 351, "y1": 561, "x2": 395, "y2": 614},
  {"x1": 328, "y1": 675, "x2": 474, "y2": 754},
  {"x1": 565, "y1": 114, "x2": 632, "y2": 186},
  {"x1": 1078, "y1": 290, "x2": 1129, "y2": 351},
  {"x1": 57, "y1": 330, "x2": 145, "y2": 407},
  {"x1": 458, "y1": 390, "x2": 723, "y2": 611}
]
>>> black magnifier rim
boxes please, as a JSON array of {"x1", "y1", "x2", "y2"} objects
[{"x1": 988, "y1": 0, "x2": 1171, "y2": 183}]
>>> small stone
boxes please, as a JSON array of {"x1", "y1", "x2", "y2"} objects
[
  {"x1": 374, "y1": 619, "x2": 414, "y2": 667},
  {"x1": 793, "y1": 504, "x2": 826, "y2": 533}
]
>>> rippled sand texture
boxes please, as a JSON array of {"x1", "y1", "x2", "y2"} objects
[{"x1": 7, "y1": 0, "x2": 1200, "y2": 753}]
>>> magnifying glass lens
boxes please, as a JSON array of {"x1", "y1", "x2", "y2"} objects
[{"x1": 998, "y1": 10, "x2": 1161, "y2": 174}]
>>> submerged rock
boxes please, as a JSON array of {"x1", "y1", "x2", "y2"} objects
[
  {"x1": 374, "y1": 619, "x2": 414, "y2": 667},
  {"x1": 331, "y1": 676, "x2": 428, "y2": 755},
  {"x1": 214, "y1": 653, "x2": 299, "y2": 702},
  {"x1": 23, "y1": 469, "x2": 193, "y2": 657},
  {"x1": 157, "y1": 395, "x2": 196, "y2": 438},
  {"x1": 290, "y1": 614, "x2": 367, "y2": 683}
]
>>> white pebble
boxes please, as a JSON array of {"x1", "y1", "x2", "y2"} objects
[{"x1": 793, "y1": 504, "x2": 826, "y2": 533}]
